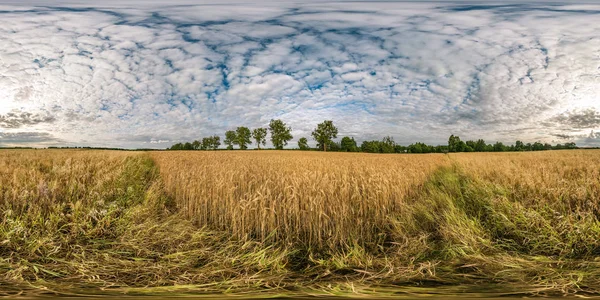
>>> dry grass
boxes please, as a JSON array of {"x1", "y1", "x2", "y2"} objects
[{"x1": 1, "y1": 149, "x2": 600, "y2": 296}]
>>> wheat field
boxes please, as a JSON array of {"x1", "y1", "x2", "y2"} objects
[
  {"x1": 1, "y1": 149, "x2": 600, "y2": 296},
  {"x1": 151, "y1": 151, "x2": 449, "y2": 248}
]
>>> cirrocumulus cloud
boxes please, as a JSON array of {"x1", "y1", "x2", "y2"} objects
[{"x1": 0, "y1": 1, "x2": 599, "y2": 148}]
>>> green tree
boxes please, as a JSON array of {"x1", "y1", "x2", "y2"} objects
[
  {"x1": 493, "y1": 141, "x2": 506, "y2": 152},
  {"x1": 327, "y1": 141, "x2": 341, "y2": 151},
  {"x1": 269, "y1": 119, "x2": 293, "y2": 150},
  {"x1": 515, "y1": 140, "x2": 524, "y2": 151},
  {"x1": 340, "y1": 136, "x2": 358, "y2": 152},
  {"x1": 235, "y1": 127, "x2": 252, "y2": 150},
  {"x1": 210, "y1": 135, "x2": 221, "y2": 150},
  {"x1": 532, "y1": 142, "x2": 545, "y2": 151},
  {"x1": 202, "y1": 136, "x2": 220, "y2": 150},
  {"x1": 474, "y1": 139, "x2": 486, "y2": 152},
  {"x1": 311, "y1": 120, "x2": 338, "y2": 152},
  {"x1": 169, "y1": 143, "x2": 183, "y2": 150},
  {"x1": 395, "y1": 144, "x2": 407, "y2": 153},
  {"x1": 408, "y1": 143, "x2": 423, "y2": 153},
  {"x1": 466, "y1": 140, "x2": 476, "y2": 150},
  {"x1": 448, "y1": 134, "x2": 462, "y2": 152},
  {"x1": 252, "y1": 128, "x2": 267, "y2": 150},
  {"x1": 361, "y1": 140, "x2": 380, "y2": 153},
  {"x1": 224, "y1": 130, "x2": 236, "y2": 150},
  {"x1": 380, "y1": 136, "x2": 396, "y2": 153},
  {"x1": 192, "y1": 140, "x2": 201, "y2": 150},
  {"x1": 200, "y1": 138, "x2": 210, "y2": 150},
  {"x1": 298, "y1": 137, "x2": 310, "y2": 150}
]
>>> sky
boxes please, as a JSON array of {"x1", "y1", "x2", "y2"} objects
[{"x1": 0, "y1": 1, "x2": 599, "y2": 149}]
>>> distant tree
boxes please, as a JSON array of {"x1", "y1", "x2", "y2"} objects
[
  {"x1": 361, "y1": 140, "x2": 380, "y2": 153},
  {"x1": 448, "y1": 135, "x2": 462, "y2": 152},
  {"x1": 493, "y1": 141, "x2": 506, "y2": 152},
  {"x1": 515, "y1": 140, "x2": 524, "y2": 151},
  {"x1": 327, "y1": 141, "x2": 341, "y2": 151},
  {"x1": 298, "y1": 137, "x2": 310, "y2": 150},
  {"x1": 183, "y1": 142, "x2": 193, "y2": 150},
  {"x1": 269, "y1": 119, "x2": 293, "y2": 150},
  {"x1": 200, "y1": 138, "x2": 208, "y2": 150},
  {"x1": 210, "y1": 135, "x2": 221, "y2": 150},
  {"x1": 202, "y1": 136, "x2": 220, "y2": 150},
  {"x1": 312, "y1": 120, "x2": 338, "y2": 152},
  {"x1": 252, "y1": 128, "x2": 267, "y2": 150},
  {"x1": 380, "y1": 136, "x2": 396, "y2": 153},
  {"x1": 224, "y1": 130, "x2": 236, "y2": 150},
  {"x1": 395, "y1": 144, "x2": 408, "y2": 153},
  {"x1": 192, "y1": 140, "x2": 201, "y2": 150},
  {"x1": 169, "y1": 143, "x2": 184, "y2": 150},
  {"x1": 474, "y1": 139, "x2": 486, "y2": 152},
  {"x1": 466, "y1": 140, "x2": 476, "y2": 151},
  {"x1": 408, "y1": 142, "x2": 423, "y2": 153},
  {"x1": 532, "y1": 142, "x2": 545, "y2": 151},
  {"x1": 340, "y1": 136, "x2": 358, "y2": 152},
  {"x1": 235, "y1": 127, "x2": 252, "y2": 150}
]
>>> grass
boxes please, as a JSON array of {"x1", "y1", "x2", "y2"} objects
[{"x1": 1, "y1": 149, "x2": 599, "y2": 297}]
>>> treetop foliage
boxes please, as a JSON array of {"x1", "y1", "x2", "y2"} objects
[{"x1": 168, "y1": 120, "x2": 578, "y2": 153}]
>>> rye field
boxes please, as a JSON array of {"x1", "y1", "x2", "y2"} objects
[{"x1": 1, "y1": 149, "x2": 600, "y2": 297}]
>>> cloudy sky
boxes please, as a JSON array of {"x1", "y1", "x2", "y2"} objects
[{"x1": 1, "y1": 1, "x2": 599, "y2": 148}]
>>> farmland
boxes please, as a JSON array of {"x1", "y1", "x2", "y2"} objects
[{"x1": 1, "y1": 150, "x2": 599, "y2": 297}]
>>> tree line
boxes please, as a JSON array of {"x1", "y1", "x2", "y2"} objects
[{"x1": 169, "y1": 120, "x2": 578, "y2": 153}]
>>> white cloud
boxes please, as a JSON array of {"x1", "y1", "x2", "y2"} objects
[{"x1": 0, "y1": 1, "x2": 599, "y2": 148}]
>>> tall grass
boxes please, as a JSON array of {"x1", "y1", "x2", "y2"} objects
[
  {"x1": 151, "y1": 151, "x2": 449, "y2": 248},
  {"x1": 2, "y1": 149, "x2": 600, "y2": 296}
]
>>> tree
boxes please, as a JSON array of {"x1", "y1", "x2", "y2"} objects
[
  {"x1": 311, "y1": 120, "x2": 338, "y2": 152},
  {"x1": 202, "y1": 136, "x2": 220, "y2": 150},
  {"x1": 183, "y1": 142, "x2": 193, "y2": 150},
  {"x1": 340, "y1": 136, "x2": 358, "y2": 152},
  {"x1": 474, "y1": 139, "x2": 486, "y2": 152},
  {"x1": 210, "y1": 135, "x2": 221, "y2": 150},
  {"x1": 269, "y1": 119, "x2": 293, "y2": 150},
  {"x1": 493, "y1": 141, "x2": 506, "y2": 152},
  {"x1": 169, "y1": 143, "x2": 183, "y2": 150},
  {"x1": 252, "y1": 128, "x2": 267, "y2": 150},
  {"x1": 361, "y1": 140, "x2": 380, "y2": 153},
  {"x1": 235, "y1": 126, "x2": 252, "y2": 150},
  {"x1": 328, "y1": 141, "x2": 341, "y2": 151},
  {"x1": 532, "y1": 142, "x2": 544, "y2": 151},
  {"x1": 448, "y1": 134, "x2": 462, "y2": 152},
  {"x1": 408, "y1": 143, "x2": 423, "y2": 153},
  {"x1": 466, "y1": 140, "x2": 476, "y2": 150},
  {"x1": 200, "y1": 138, "x2": 210, "y2": 150},
  {"x1": 192, "y1": 140, "x2": 201, "y2": 150},
  {"x1": 515, "y1": 140, "x2": 524, "y2": 151},
  {"x1": 380, "y1": 136, "x2": 396, "y2": 153},
  {"x1": 298, "y1": 137, "x2": 310, "y2": 150},
  {"x1": 395, "y1": 144, "x2": 407, "y2": 153},
  {"x1": 224, "y1": 130, "x2": 236, "y2": 150}
]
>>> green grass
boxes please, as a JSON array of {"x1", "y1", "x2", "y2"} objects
[{"x1": 1, "y1": 152, "x2": 599, "y2": 297}]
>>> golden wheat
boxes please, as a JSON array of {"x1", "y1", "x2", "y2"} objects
[
  {"x1": 151, "y1": 151, "x2": 450, "y2": 248},
  {"x1": 452, "y1": 150, "x2": 600, "y2": 214}
]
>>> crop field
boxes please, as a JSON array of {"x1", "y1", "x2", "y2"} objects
[{"x1": 1, "y1": 149, "x2": 600, "y2": 297}]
